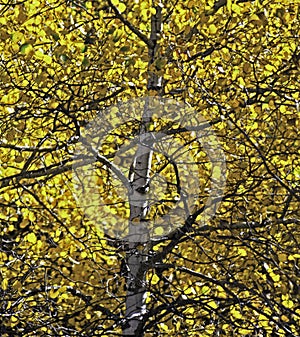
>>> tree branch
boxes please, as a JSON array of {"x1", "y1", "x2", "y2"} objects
[{"x1": 107, "y1": 0, "x2": 153, "y2": 49}]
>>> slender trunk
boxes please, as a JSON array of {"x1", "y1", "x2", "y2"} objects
[{"x1": 123, "y1": 4, "x2": 162, "y2": 336}]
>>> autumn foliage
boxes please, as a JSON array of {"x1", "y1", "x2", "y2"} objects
[{"x1": 0, "y1": 0, "x2": 300, "y2": 336}]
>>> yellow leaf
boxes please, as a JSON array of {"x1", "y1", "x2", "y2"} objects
[
  {"x1": 159, "y1": 323, "x2": 169, "y2": 331},
  {"x1": 44, "y1": 55, "x2": 52, "y2": 64},
  {"x1": 118, "y1": 2, "x2": 126, "y2": 13},
  {"x1": 249, "y1": 14, "x2": 260, "y2": 21},
  {"x1": 80, "y1": 251, "x2": 87, "y2": 258},
  {"x1": 283, "y1": 299, "x2": 294, "y2": 309},
  {"x1": 269, "y1": 272, "x2": 280, "y2": 282},
  {"x1": 258, "y1": 314, "x2": 270, "y2": 327},
  {"x1": 151, "y1": 274, "x2": 160, "y2": 285},
  {"x1": 184, "y1": 286, "x2": 195, "y2": 295},
  {"x1": 8, "y1": 224, "x2": 15, "y2": 231},
  {"x1": 184, "y1": 307, "x2": 194, "y2": 314},
  {"x1": 230, "y1": 307, "x2": 242, "y2": 319},
  {"x1": 110, "y1": 106, "x2": 119, "y2": 116},
  {"x1": 2, "y1": 278, "x2": 8, "y2": 290},
  {"x1": 26, "y1": 232, "x2": 37, "y2": 244},
  {"x1": 265, "y1": 64, "x2": 274, "y2": 72},
  {"x1": 28, "y1": 212, "x2": 36, "y2": 221},
  {"x1": 69, "y1": 226, "x2": 76, "y2": 234},
  {"x1": 238, "y1": 248, "x2": 247, "y2": 257},
  {"x1": 37, "y1": 240, "x2": 43, "y2": 249},
  {"x1": 60, "y1": 293, "x2": 69, "y2": 300},
  {"x1": 154, "y1": 226, "x2": 164, "y2": 235},
  {"x1": 279, "y1": 105, "x2": 286, "y2": 113},
  {"x1": 11, "y1": 316, "x2": 18, "y2": 323},
  {"x1": 49, "y1": 289, "x2": 59, "y2": 299},
  {"x1": 60, "y1": 286, "x2": 67, "y2": 293},
  {"x1": 60, "y1": 209, "x2": 69, "y2": 218},
  {"x1": 12, "y1": 31, "x2": 24, "y2": 42},
  {"x1": 232, "y1": 4, "x2": 242, "y2": 14},
  {"x1": 281, "y1": 315, "x2": 289, "y2": 322},
  {"x1": 49, "y1": 101, "x2": 59, "y2": 109},
  {"x1": 4, "y1": 193, "x2": 10, "y2": 201},
  {"x1": 288, "y1": 253, "x2": 300, "y2": 260},
  {"x1": 207, "y1": 300, "x2": 218, "y2": 309},
  {"x1": 227, "y1": 0, "x2": 232, "y2": 14},
  {"x1": 212, "y1": 166, "x2": 221, "y2": 179},
  {"x1": 35, "y1": 50, "x2": 44, "y2": 59},
  {"x1": 240, "y1": 328, "x2": 252, "y2": 334},
  {"x1": 209, "y1": 24, "x2": 217, "y2": 35},
  {"x1": 201, "y1": 285, "x2": 211, "y2": 294}
]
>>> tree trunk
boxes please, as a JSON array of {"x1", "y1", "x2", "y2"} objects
[{"x1": 123, "y1": 4, "x2": 162, "y2": 336}]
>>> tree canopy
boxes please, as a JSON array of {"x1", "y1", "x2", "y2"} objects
[{"x1": 1, "y1": 0, "x2": 300, "y2": 336}]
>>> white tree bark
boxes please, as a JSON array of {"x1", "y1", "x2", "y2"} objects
[{"x1": 123, "y1": 4, "x2": 162, "y2": 336}]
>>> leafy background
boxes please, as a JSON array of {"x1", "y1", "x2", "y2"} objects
[{"x1": 0, "y1": 0, "x2": 299, "y2": 336}]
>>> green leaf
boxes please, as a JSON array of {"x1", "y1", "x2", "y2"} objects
[{"x1": 20, "y1": 43, "x2": 31, "y2": 54}]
